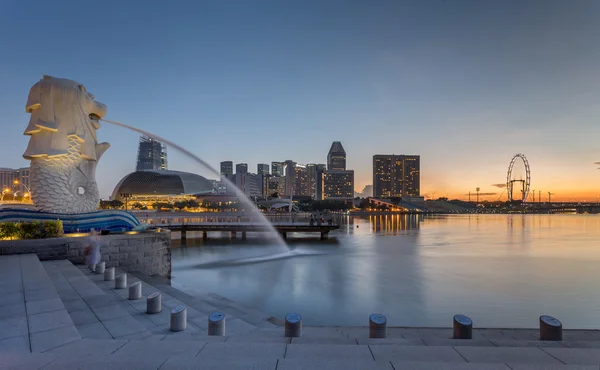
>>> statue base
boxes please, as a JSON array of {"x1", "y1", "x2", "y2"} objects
[{"x1": 0, "y1": 208, "x2": 144, "y2": 234}]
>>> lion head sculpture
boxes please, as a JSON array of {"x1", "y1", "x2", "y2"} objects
[{"x1": 23, "y1": 76, "x2": 110, "y2": 214}]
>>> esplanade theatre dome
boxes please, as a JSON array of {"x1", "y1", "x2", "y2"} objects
[{"x1": 111, "y1": 170, "x2": 215, "y2": 200}]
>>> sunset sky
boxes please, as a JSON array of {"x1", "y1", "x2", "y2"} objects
[{"x1": 1, "y1": 1, "x2": 599, "y2": 201}]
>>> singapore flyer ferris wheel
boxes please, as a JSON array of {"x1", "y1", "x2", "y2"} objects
[{"x1": 506, "y1": 153, "x2": 531, "y2": 202}]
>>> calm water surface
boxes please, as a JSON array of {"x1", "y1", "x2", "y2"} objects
[{"x1": 171, "y1": 214, "x2": 600, "y2": 328}]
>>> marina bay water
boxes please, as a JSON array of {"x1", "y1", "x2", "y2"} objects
[{"x1": 171, "y1": 214, "x2": 600, "y2": 328}]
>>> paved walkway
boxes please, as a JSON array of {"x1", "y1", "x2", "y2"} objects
[{"x1": 3, "y1": 254, "x2": 600, "y2": 369}]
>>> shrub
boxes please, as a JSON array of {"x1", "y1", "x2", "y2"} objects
[
  {"x1": 0, "y1": 222, "x2": 19, "y2": 240},
  {"x1": 17, "y1": 221, "x2": 43, "y2": 239},
  {"x1": 43, "y1": 220, "x2": 64, "y2": 238},
  {"x1": 0, "y1": 220, "x2": 64, "y2": 240}
]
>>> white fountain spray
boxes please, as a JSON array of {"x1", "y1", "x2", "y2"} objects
[{"x1": 101, "y1": 118, "x2": 320, "y2": 265}]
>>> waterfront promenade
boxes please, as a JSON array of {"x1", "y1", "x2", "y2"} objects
[{"x1": 3, "y1": 254, "x2": 600, "y2": 369}]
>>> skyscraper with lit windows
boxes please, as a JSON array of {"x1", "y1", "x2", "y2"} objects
[{"x1": 373, "y1": 155, "x2": 420, "y2": 198}]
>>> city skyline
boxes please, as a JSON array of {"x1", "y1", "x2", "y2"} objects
[{"x1": 1, "y1": 1, "x2": 599, "y2": 201}]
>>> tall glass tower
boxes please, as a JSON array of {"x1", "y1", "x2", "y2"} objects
[
  {"x1": 136, "y1": 136, "x2": 167, "y2": 171},
  {"x1": 327, "y1": 141, "x2": 346, "y2": 170}
]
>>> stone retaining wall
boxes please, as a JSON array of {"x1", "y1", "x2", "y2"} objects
[{"x1": 0, "y1": 230, "x2": 172, "y2": 277}]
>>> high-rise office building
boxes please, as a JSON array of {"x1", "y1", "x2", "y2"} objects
[
  {"x1": 266, "y1": 176, "x2": 285, "y2": 197},
  {"x1": 234, "y1": 173, "x2": 263, "y2": 197},
  {"x1": 307, "y1": 163, "x2": 327, "y2": 199},
  {"x1": 271, "y1": 162, "x2": 284, "y2": 177},
  {"x1": 236, "y1": 163, "x2": 248, "y2": 175},
  {"x1": 0, "y1": 167, "x2": 30, "y2": 195},
  {"x1": 327, "y1": 141, "x2": 346, "y2": 170},
  {"x1": 373, "y1": 155, "x2": 420, "y2": 198},
  {"x1": 294, "y1": 164, "x2": 309, "y2": 197},
  {"x1": 283, "y1": 160, "x2": 296, "y2": 197},
  {"x1": 220, "y1": 161, "x2": 233, "y2": 176},
  {"x1": 136, "y1": 136, "x2": 167, "y2": 171},
  {"x1": 317, "y1": 170, "x2": 354, "y2": 203},
  {"x1": 257, "y1": 163, "x2": 270, "y2": 176}
]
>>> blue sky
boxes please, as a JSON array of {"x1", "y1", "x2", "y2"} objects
[{"x1": 1, "y1": 1, "x2": 599, "y2": 200}]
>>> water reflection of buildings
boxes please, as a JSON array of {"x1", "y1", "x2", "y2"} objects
[{"x1": 368, "y1": 214, "x2": 422, "y2": 233}]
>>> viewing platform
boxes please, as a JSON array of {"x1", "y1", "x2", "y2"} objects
[{"x1": 151, "y1": 221, "x2": 340, "y2": 240}]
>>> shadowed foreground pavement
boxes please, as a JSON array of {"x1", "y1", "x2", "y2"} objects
[{"x1": 2, "y1": 254, "x2": 600, "y2": 369}]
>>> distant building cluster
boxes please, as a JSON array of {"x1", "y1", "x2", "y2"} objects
[
  {"x1": 0, "y1": 167, "x2": 31, "y2": 195},
  {"x1": 219, "y1": 141, "x2": 355, "y2": 204},
  {"x1": 136, "y1": 136, "x2": 167, "y2": 171}
]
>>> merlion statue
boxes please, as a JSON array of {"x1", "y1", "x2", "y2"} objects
[{"x1": 23, "y1": 76, "x2": 110, "y2": 214}]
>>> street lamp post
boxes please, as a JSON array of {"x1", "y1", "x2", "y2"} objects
[
  {"x1": 13, "y1": 180, "x2": 31, "y2": 203},
  {"x1": 1, "y1": 188, "x2": 10, "y2": 202}
]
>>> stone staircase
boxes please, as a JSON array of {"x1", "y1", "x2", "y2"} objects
[{"x1": 3, "y1": 254, "x2": 600, "y2": 369}]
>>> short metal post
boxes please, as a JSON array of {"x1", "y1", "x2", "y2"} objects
[
  {"x1": 369, "y1": 314, "x2": 387, "y2": 338},
  {"x1": 539, "y1": 315, "x2": 562, "y2": 341},
  {"x1": 96, "y1": 262, "x2": 105, "y2": 274},
  {"x1": 285, "y1": 313, "x2": 302, "y2": 337},
  {"x1": 104, "y1": 267, "x2": 115, "y2": 281},
  {"x1": 115, "y1": 274, "x2": 127, "y2": 289},
  {"x1": 170, "y1": 306, "x2": 187, "y2": 332},
  {"x1": 129, "y1": 282, "x2": 142, "y2": 300},
  {"x1": 146, "y1": 292, "x2": 162, "y2": 314},
  {"x1": 208, "y1": 312, "x2": 226, "y2": 336},
  {"x1": 453, "y1": 314, "x2": 473, "y2": 339}
]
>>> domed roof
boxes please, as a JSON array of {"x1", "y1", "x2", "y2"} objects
[{"x1": 111, "y1": 170, "x2": 215, "y2": 199}]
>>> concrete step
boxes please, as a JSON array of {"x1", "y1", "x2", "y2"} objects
[
  {"x1": 0, "y1": 254, "x2": 80, "y2": 354},
  {"x1": 44, "y1": 259, "x2": 600, "y2": 350},
  {"x1": 26, "y1": 340, "x2": 600, "y2": 369},
  {"x1": 44, "y1": 259, "x2": 274, "y2": 343}
]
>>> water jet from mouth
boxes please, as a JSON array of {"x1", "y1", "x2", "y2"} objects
[{"x1": 100, "y1": 118, "x2": 309, "y2": 263}]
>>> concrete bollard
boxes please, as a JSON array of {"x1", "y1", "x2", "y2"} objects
[
  {"x1": 453, "y1": 314, "x2": 473, "y2": 339},
  {"x1": 285, "y1": 313, "x2": 302, "y2": 337},
  {"x1": 96, "y1": 262, "x2": 105, "y2": 274},
  {"x1": 146, "y1": 292, "x2": 162, "y2": 314},
  {"x1": 115, "y1": 274, "x2": 127, "y2": 289},
  {"x1": 539, "y1": 315, "x2": 562, "y2": 341},
  {"x1": 104, "y1": 267, "x2": 115, "y2": 281},
  {"x1": 208, "y1": 312, "x2": 226, "y2": 336},
  {"x1": 129, "y1": 282, "x2": 142, "y2": 300},
  {"x1": 170, "y1": 306, "x2": 187, "y2": 332},
  {"x1": 369, "y1": 314, "x2": 387, "y2": 338}
]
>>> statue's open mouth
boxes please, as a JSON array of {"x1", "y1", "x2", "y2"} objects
[{"x1": 89, "y1": 113, "x2": 100, "y2": 121}]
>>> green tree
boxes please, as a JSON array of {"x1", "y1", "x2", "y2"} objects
[
  {"x1": 173, "y1": 201, "x2": 187, "y2": 211},
  {"x1": 110, "y1": 200, "x2": 124, "y2": 209},
  {"x1": 186, "y1": 199, "x2": 199, "y2": 209}
]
